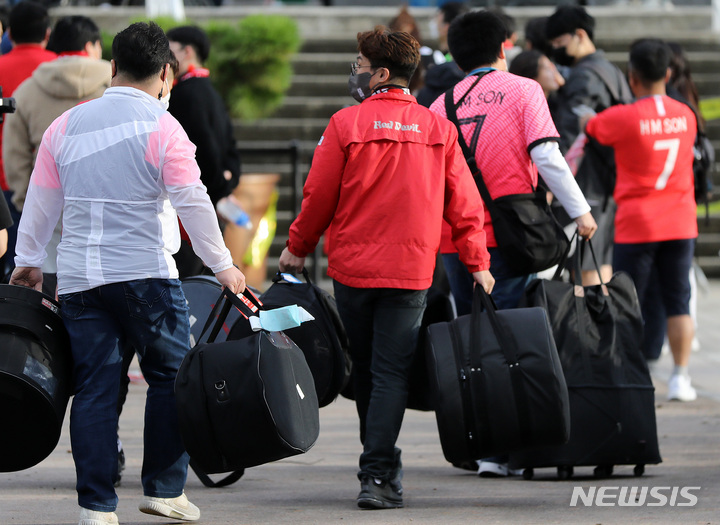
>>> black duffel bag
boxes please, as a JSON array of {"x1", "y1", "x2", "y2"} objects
[
  {"x1": 228, "y1": 269, "x2": 350, "y2": 408},
  {"x1": 426, "y1": 286, "x2": 570, "y2": 465},
  {"x1": 175, "y1": 287, "x2": 320, "y2": 477},
  {"x1": 510, "y1": 235, "x2": 661, "y2": 477}
]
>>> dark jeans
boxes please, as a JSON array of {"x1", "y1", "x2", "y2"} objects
[
  {"x1": 60, "y1": 279, "x2": 191, "y2": 512},
  {"x1": 333, "y1": 282, "x2": 427, "y2": 482},
  {"x1": 614, "y1": 239, "x2": 695, "y2": 363},
  {"x1": 441, "y1": 247, "x2": 534, "y2": 315}
]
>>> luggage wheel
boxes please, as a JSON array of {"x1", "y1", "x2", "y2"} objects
[
  {"x1": 557, "y1": 466, "x2": 573, "y2": 480},
  {"x1": 633, "y1": 464, "x2": 645, "y2": 477},
  {"x1": 593, "y1": 464, "x2": 614, "y2": 478},
  {"x1": 522, "y1": 468, "x2": 534, "y2": 480}
]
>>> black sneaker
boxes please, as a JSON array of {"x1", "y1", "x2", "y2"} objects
[{"x1": 357, "y1": 475, "x2": 403, "y2": 509}]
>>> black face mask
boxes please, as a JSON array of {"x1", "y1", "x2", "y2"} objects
[
  {"x1": 553, "y1": 46, "x2": 575, "y2": 68},
  {"x1": 348, "y1": 72, "x2": 374, "y2": 103}
]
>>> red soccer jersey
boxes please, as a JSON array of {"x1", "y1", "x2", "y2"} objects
[
  {"x1": 586, "y1": 95, "x2": 698, "y2": 243},
  {"x1": 430, "y1": 70, "x2": 560, "y2": 248}
]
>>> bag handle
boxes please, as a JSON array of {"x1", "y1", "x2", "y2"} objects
[
  {"x1": 197, "y1": 287, "x2": 263, "y2": 344},
  {"x1": 470, "y1": 286, "x2": 533, "y2": 447},
  {"x1": 271, "y1": 268, "x2": 314, "y2": 285}
]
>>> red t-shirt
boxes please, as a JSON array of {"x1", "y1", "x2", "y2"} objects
[
  {"x1": 0, "y1": 44, "x2": 57, "y2": 191},
  {"x1": 586, "y1": 95, "x2": 698, "y2": 243},
  {"x1": 430, "y1": 70, "x2": 560, "y2": 249}
]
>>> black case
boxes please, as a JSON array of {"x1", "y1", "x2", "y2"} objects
[
  {"x1": 175, "y1": 288, "x2": 320, "y2": 474},
  {"x1": 510, "y1": 238, "x2": 662, "y2": 479},
  {"x1": 426, "y1": 287, "x2": 570, "y2": 465}
]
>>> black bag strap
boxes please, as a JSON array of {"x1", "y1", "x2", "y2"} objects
[
  {"x1": 577, "y1": 60, "x2": 630, "y2": 107},
  {"x1": 189, "y1": 458, "x2": 245, "y2": 488},
  {"x1": 197, "y1": 287, "x2": 263, "y2": 344},
  {"x1": 444, "y1": 72, "x2": 518, "y2": 217},
  {"x1": 551, "y1": 230, "x2": 579, "y2": 281},
  {"x1": 470, "y1": 287, "x2": 532, "y2": 447},
  {"x1": 272, "y1": 267, "x2": 314, "y2": 285}
]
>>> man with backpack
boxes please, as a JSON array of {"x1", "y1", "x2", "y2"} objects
[{"x1": 547, "y1": 5, "x2": 633, "y2": 285}]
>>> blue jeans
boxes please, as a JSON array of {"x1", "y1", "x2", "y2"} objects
[
  {"x1": 59, "y1": 279, "x2": 191, "y2": 512},
  {"x1": 441, "y1": 247, "x2": 534, "y2": 315},
  {"x1": 333, "y1": 282, "x2": 427, "y2": 482}
]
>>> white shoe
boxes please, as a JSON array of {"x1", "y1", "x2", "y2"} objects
[
  {"x1": 139, "y1": 492, "x2": 200, "y2": 521},
  {"x1": 668, "y1": 374, "x2": 697, "y2": 402},
  {"x1": 79, "y1": 507, "x2": 119, "y2": 525},
  {"x1": 477, "y1": 460, "x2": 524, "y2": 477}
]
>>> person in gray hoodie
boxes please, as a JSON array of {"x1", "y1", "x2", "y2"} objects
[{"x1": 3, "y1": 14, "x2": 110, "y2": 291}]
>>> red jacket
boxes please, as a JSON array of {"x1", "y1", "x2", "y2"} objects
[
  {"x1": 288, "y1": 90, "x2": 490, "y2": 290},
  {"x1": 0, "y1": 44, "x2": 57, "y2": 190}
]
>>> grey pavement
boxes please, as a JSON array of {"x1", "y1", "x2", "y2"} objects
[{"x1": 2, "y1": 281, "x2": 720, "y2": 525}]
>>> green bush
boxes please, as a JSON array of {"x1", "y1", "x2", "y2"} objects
[
  {"x1": 100, "y1": 15, "x2": 302, "y2": 122},
  {"x1": 206, "y1": 15, "x2": 301, "y2": 121}
]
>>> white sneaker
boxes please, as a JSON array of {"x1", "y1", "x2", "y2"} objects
[
  {"x1": 668, "y1": 374, "x2": 697, "y2": 402},
  {"x1": 139, "y1": 492, "x2": 200, "y2": 521},
  {"x1": 477, "y1": 460, "x2": 524, "y2": 477},
  {"x1": 79, "y1": 507, "x2": 119, "y2": 525}
]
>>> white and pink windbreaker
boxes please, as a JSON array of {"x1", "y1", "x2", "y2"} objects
[{"x1": 14, "y1": 87, "x2": 234, "y2": 294}]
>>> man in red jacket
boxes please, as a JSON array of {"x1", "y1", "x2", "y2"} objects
[
  {"x1": 0, "y1": 0, "x2": 55, "y2": 276},
  {"x1": 279, "y1": 27, "x2": 493, "y2": 510}
]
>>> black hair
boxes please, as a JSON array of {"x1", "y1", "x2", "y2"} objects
[
  {"x1": 447, "y1": 10, "x2": 506, "y2": 72},
  {"x1": 546, "y1": 6, "x2": 595, "y2": 43},
  {"x1": 112, "y1": 22, "x2": 173, "y2": 82},
  {"x1": 166, "y1": 25, "x2": 211, "y2": 64},
  {"x1": 0, "y1": 6, "x2": 10, "y2": 34},
  {"x1": 357, "y1": 26, "x2": 420, "y2": 82},
  {"x1": 489, "y1": 7, "x2": 516, "y2": 39},
  {"x1": 439, "y1": 2, "x2": 469, "y2": 25},
  {"x1": 8, "y1": 1, "x2": 49, "y2": 44},
  {"x1": 509, "y1": 49, "x2": 542, "y2": 80},
  {"x1": 47, "y1": 16, "x2": 100, "y2": 54},
  {"x1": 524, "y1": 16, "x2": 552, "y2": 57},
  {"x1": 629, "y1": 38, "x2": 671, "y2": 85}
]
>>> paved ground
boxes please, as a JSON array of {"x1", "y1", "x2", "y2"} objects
[{"x1": 1, "y1": 280, "x2": 719, "y2": 525}]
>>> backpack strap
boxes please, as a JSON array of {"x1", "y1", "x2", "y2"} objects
[{"x1": 443, "y1": 71, "x2": 500, "y2": 213}]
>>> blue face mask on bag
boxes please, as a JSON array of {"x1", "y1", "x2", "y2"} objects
[{"x1": 249, "y1": 304, "x2": 315, "y2": 332}]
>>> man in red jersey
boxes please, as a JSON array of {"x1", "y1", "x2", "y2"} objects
[
  {"x1": 585, "y1": 39, "x2": 698, "y2": 402},
  {"x1": 0, "y1": 1, "x2": 55, "y2": 276},
  {"x1": 279, "y1": 27, "x2": 493, "y2": 510}
]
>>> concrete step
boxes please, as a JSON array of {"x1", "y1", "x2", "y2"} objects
[
  {"x1": 270, "y1": 96, "x2": 349, "y2": 120},
  {"x1": 235, "y1": 117, "x2": 329, "y2": 142},
  {"x1": 697, "y1": 233, "x2": 720, "y2": 256}
]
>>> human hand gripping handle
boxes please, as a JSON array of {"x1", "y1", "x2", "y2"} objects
[
  {"x1": 278, "y1": 246, "x2": 306, "y2": 274},
  {"x1": 574, "y1": 211, "x2": 597, "y2": 240},
  {"x1": 9, "y1": 267, "x2": 43, "y2": 292},
  {"x1": 472, "y1": 270, "x2": 495, "y2": 294},
  {"x1": 215, "y1": 265, "x2": 246, "y2": 295}
]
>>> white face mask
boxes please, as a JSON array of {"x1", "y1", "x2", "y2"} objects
[{"x1": 159, "y1": 78, "x2": 170, "y2": 110}]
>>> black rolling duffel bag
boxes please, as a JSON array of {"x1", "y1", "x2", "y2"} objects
[
  {"x1": 510, "y1": 236, "x2": 662, "y2": 480},
  {"x1": 175, "y1": 287, "x2": 320, "y2": 479},
  {"x1": 426, "y1": 286, "x2": 570, "y2": 466},
  {"x1": 228, "y1": 269, "x2": 350, "y2": 408}
]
